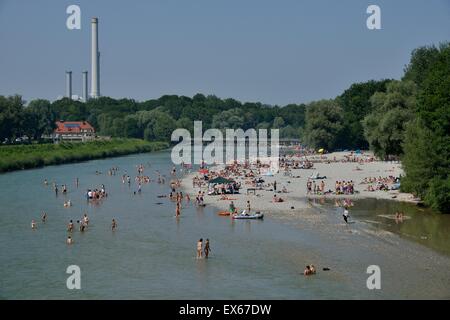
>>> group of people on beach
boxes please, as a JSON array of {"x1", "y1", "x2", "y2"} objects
[
  {"x1": 362, "y1": 175, "x2": 400, "y2": 192},
  {"x1": 306, "y1": 179, "x2": 328, "y2": 195},
  {"x1": 334, "y1": 180, "x2": 355, "y2": 195}
]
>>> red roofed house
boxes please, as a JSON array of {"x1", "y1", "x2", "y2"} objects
[{"x1": 54, "y1": 121, "x2": 95, "y2": 142}]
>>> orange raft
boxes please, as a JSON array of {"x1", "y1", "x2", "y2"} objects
[{"x1": 217, "y1": 211, "x2": 231, "y2": 216}]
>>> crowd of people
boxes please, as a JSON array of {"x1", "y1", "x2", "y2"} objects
[
  {"x1": 334, "y1": 180, "x2": 355, "y2": 195},
  {"x1": 361, "y1": 175, "x2": 400, "y2": 192},
  {"x1": 86, "y1": 184, "x2": 108, "y2": 201}
]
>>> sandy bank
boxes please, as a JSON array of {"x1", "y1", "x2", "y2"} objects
[{"x1": 180, "y1": 151, "x2": 418, "y2": 215}]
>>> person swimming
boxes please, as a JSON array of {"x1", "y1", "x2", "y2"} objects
[
  {"x1": 66, "y1": 236, "x2": 73, "y2": 245},
  {"x1": 304, "y1": 265, "x2": 312, "y2": 275},
  {"x1": 67, "y1": 220, "x2": 74, "y2": 232}
]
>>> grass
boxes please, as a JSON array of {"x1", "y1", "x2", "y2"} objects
[{"x1": 0, "y1": 139, "x2": 169, "y2": 173}]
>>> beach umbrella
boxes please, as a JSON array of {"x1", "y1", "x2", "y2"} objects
[
  {"x1": 318, "y1": 148, "x2": 324, "y2": 153},
  {"x1": 199, "y1": 169, "x2": 209, "y2": 174},
  {"x1": 208, "y1": 176, "x2": 234, "y2": 184}
]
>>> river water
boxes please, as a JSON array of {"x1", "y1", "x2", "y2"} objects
[{"x1": 0, "y1": 151, "x2": 449, "y2": 299}]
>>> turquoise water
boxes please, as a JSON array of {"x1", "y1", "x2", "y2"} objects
[{"x1": 0, "y1": 151, "x2": 449, "y2": 299}]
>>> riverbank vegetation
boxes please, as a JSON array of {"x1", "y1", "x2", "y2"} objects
[
  {"x1": 0, "y1": 43, "x2": 448, "y2": 211},
  {"x1": 0, "y1": 139, "x2": 168, "y2": 173}
]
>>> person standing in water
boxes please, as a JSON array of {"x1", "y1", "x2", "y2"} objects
[
  {"x1": 246, "y1": 200, "x2": 251, "y2": 215},
  {"x1": 229, "y1": 201, "x2": 236, "y2": 214},
  {"x1": 204, "y1": 239, "x2": 211, "y2": 259},
  {"x1": 66, "y1": 236, "x2": 73, "y2": 245},
  {"x1": 41, "y1": 212, "x2": 47, "y2": 223},
  {"x1": 111, "y1": 219, "x2": 117, "y2": 231},
  {"x1": 176, "y1": 202, "x2": 181, "y2": 217},
  {"x1": 31, "y1": 220, "x2": 36, "y2": 229},
  {"x1": 79, "y1": 220, "x2": 86, "y2": 232},
  {"x1": 197, "y1": 238, "x2": 203, "y2": 259},
  {"x1": 343, "y1": 206, "x2": 349, "y2": 224},
  {"x1": 83, "y1": 213, "x2": 89, "y2": 226}
]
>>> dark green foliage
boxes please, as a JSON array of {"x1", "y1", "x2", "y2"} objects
[
  {"x1": 303, "y1": 99, "x2": 344, "y2": 150},
  {"x1": 401, "y1": 43, "x2": 450, "y2": 213},
  {"x1": 336, "y1": 79, "x2": 392, "y2": 149},
  {"x1": 0, "y1": 139, "x2": 168, "y2": 173},
  {"x1": 362, "y1": 80, "x2": 417, "y2": 158}
]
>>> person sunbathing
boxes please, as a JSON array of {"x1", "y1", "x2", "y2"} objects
[{"x1": 272, "y1": 195, "x2": 284, "y2": 203}]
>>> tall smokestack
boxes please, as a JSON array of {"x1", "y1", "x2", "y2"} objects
[
  {"x1": 90, "y1": 17, "x2": 100, "y2": 98},
  {"x1": 82, "y1": 71, "x2": 88, "y2": 101},
  {"x1": 65, "y1": 71, "x2": 72, "y2": 99}
]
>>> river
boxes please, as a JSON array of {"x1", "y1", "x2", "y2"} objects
[{"x1": 0, "y1": 151, "x2": 449, "y2": 299}]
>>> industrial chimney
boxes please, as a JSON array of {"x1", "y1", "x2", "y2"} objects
[
  {"x1": 82, "y1": 71, "x2": 88, "y2": 101},
  {"x1": 90, "y1": 17, "x2": 100, "y2": 98},
  {"x1": 65, "y1": 71, "x2": 72, "y2": 99}
]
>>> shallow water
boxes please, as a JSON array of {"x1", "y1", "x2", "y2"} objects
[{"x1": 0, "y1": 151, "x2": 449, "y2": 299}]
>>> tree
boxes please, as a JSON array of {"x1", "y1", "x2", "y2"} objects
[
  {"x1": 0, "y1": 95, "x2": 25, "y2": 141},
  {"x1": 211, "y1": 108, "x2": 245, "y2": 129},
  {"x1": 272, "y1": 117, "x2": 285, "y2": 129},
  {"x1": 176, "y1": 117, "x2": 194, "y2": 133},
  {"x1": 303, "y1": 99, "x2": 344, "y2": 150},
  {"x1": 401, "y1": 43, "x2": 450, "y2": 212},
  {"x1": 27, "y1": 99, "x2": 57, "y2": 138},
  {"x1": 403, "y1": 44, "x2": 443, "y2": 87},
  {"x1": 122, "y1": 115, "x2": 140, "y2": 138},
  {"x1": 362, "y1": 80, "x2": 417, "y2": 158},
  {"x1": 337, "y1": 79, "x2": 391, "y2": 149}
]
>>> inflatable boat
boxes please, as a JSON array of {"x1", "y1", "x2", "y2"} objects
[{"x1": 232, "y1": 212, "x2": 264, "y2": 220}]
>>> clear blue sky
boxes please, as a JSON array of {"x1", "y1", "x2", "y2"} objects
[{"x1": 0, "y1": 0, "x2": 449, "y2": 105}]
